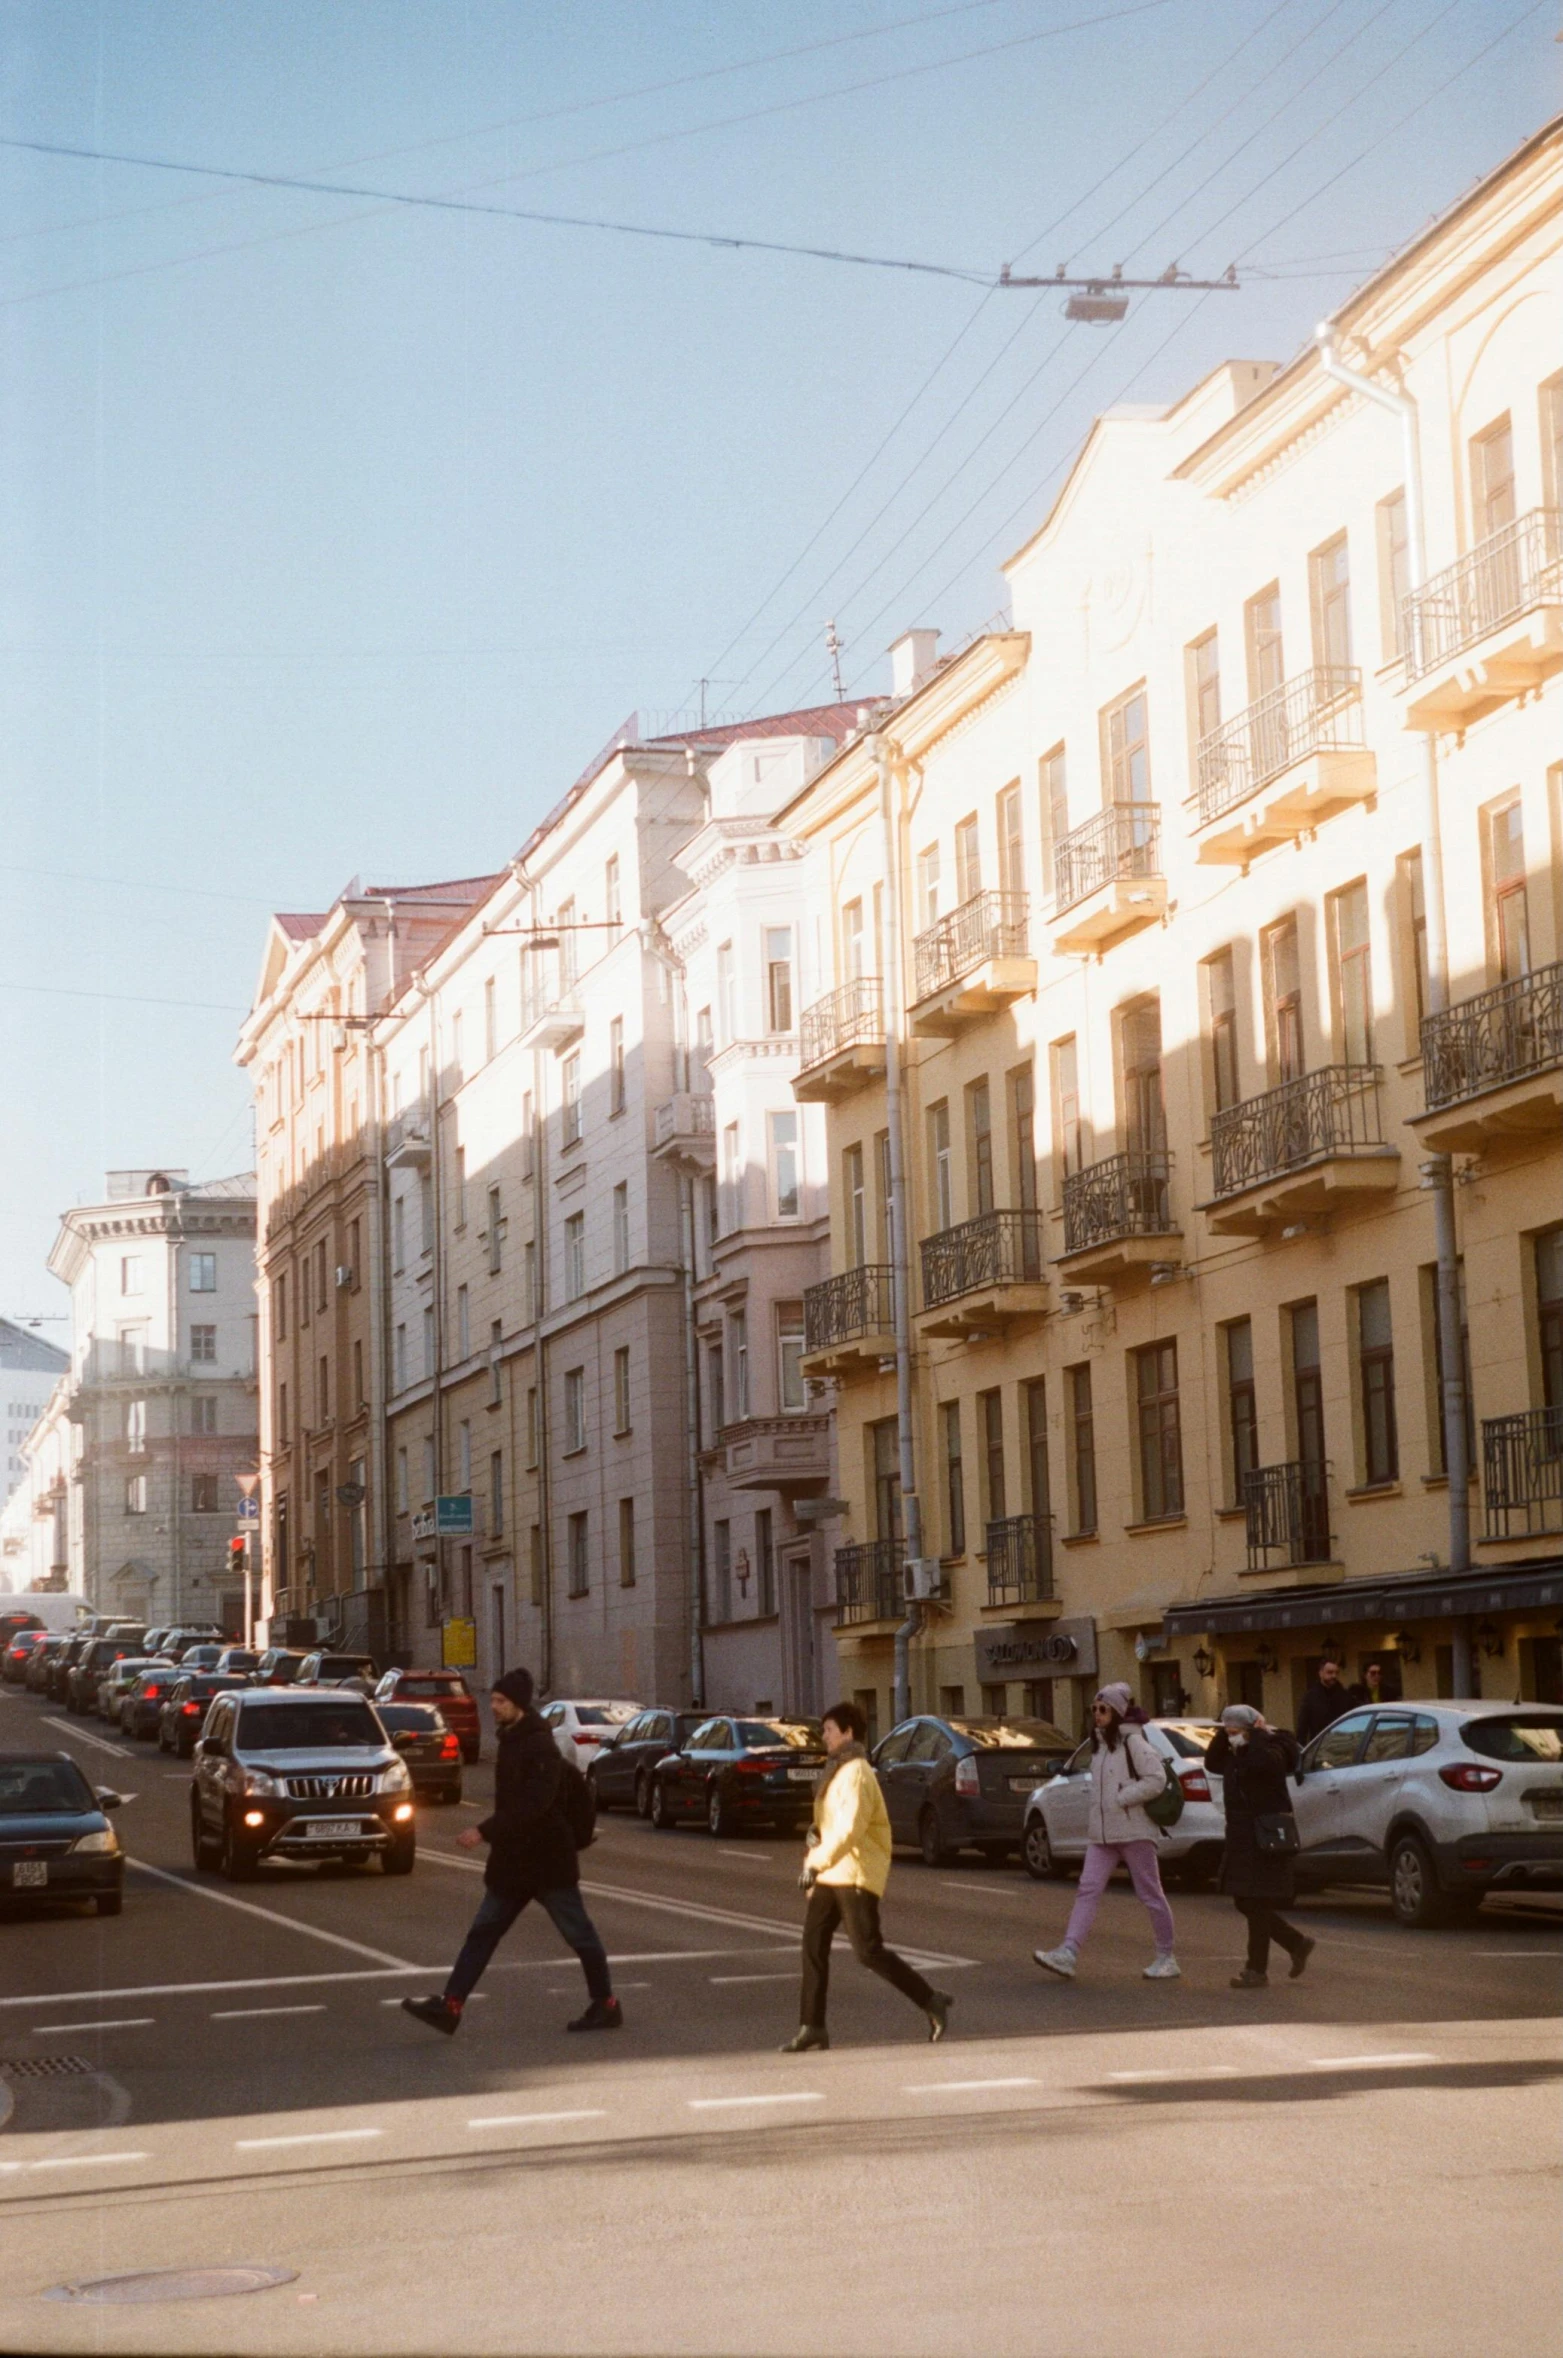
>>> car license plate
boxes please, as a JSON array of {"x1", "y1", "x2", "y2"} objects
[
  {"x1": 788, "y1": 1767, "x2": 821, "y2": 1783},
  {"x1": 12, "y1": 1860, "x2": 48, "y2": 1887},
  {"x1": 1526, "y1": 1790, "x2": 1563, "y2": 1820},
  {"x1": 1009, "y1": 1772, "x2": 1046, "y2": 1791},
  {"x1": 304, "y1": 1819, "x2": 361, "y2": 1840}
]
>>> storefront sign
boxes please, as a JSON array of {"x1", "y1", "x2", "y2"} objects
[{"x1": 974, "y1": 1616, "x2": 1098, "y2": 1683}]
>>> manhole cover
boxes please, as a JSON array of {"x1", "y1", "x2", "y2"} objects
[
  {"x1": 44, "y1": 2267, "x2": 299, "y2": 2305},
  {"x1": 0, "y1": 2056, "x2": 94, "y2": 2079}
]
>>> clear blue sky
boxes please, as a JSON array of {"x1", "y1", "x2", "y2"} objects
[{"x1": 0, "y1": 0, "x2": 1552, "y2": 1315}]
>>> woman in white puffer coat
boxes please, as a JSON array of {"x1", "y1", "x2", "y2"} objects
[{"x1": 1034, "y1": 1683, "x2": 1180, "y2": 1982}]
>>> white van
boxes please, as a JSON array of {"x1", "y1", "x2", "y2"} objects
[{"x1": 0, "y1": 1591, "x2": 92, "y2": 1636}]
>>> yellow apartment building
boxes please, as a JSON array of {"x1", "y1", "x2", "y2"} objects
[{"x1": 785, "y1": 117, "x2": 1563, "y2": 1747}]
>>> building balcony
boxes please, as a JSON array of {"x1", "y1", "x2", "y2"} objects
[
  {"x1": 652, "y1": 1091, "x2": 715, "y2": 1173},
  {"x1": 519, "y1": 990, "x2": 585, "y2": 1053},
  {"x1": 801, "y1": 1264, "x2": 897, "y2": 1379},
  {"x1": 1057, "y1": 1148, "x2": 1181, "y2": 1284},
  {"x1": 1482, "y1": 1407, "x2": 1563, "y2": 1543},
  {"x1": 721, "y1": 1414, "x2": 831, "y2": 1495},
  {"x1": 1205, "y1": 1064, "x2": 1398, "y2": 1235},
  {"x1": 1402, "y1": 508, "x2": 1563, "y2": 728},
  {"x1": 918, "y1": 1209, "x2": 1048, "y2": 1338},
  {"x1": 1244, "y1": 1460, "x2": 1332, "y2": 1571},
  {"x1": 384, "y1": 1106, "x2": 432, "y2": 1171},
  {"x1": 1192, "y1": 667, "x2": 1373, "y2": 864},
  {"x1": 1414, "y1": 961, "x2": 1563, "y2": 1153},
  {"x1": 794, "y1": 979, "x2": 886, "y2": 1102},
  {"x1": 985, "y1": 1514, "x2": 1054, "y2": 1609},
  {"x1": 1051, "y1": 804, "x2": 1165, "y2": 953},
  {"x1": 834, "y1": 1537, "x2": 904, "y2": 1629},
  {"x1": 909, "y1": 892, "x2": 1034, "y2": 1036}
]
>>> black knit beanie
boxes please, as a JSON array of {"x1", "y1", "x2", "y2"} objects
[{"x1": 492, "y1": 1667, "x2": 535, "y2": 1710}]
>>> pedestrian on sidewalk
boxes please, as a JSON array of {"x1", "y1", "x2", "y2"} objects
[
  {"x1": 1207, "y1": 1703, "x2": 1315, "y2": 1989},
  {"x1": 1034, "y1": 1683, "x2": 1181, "y2": 1983},
  {"x1": 781, "y1": 1699, "x2": 951, "y2": 2053},
  {"x1": 402, "y1": 1666, "x2": 621, "y2": 2037},
  {"x1": 1296, "y1": 1657, "x2": 1351, "y2": 1746}
]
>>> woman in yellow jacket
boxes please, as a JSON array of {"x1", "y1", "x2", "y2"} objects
[{"x1": 781, "y1": 1700, "x2": 952, "y2": 2053}]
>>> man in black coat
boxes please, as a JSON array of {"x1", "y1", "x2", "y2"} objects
[
  {"x1": 403, "y1": 1667, "x2": 620, "y2": 2037},
  {"x1": 1296, "y1": 1656, "x2": 1352, "y2": 1747}
]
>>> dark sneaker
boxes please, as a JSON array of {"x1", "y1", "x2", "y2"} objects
[
  {"x1": 402, "y1": 1994, "x2": 461, "y2": 2036},
  {"x1": 1289, "y1": 1935, "x2": 1317, "y2": 1980},
  {"x1": 779, "y1": 2025, "x2": 829, "y2": 2053},
  {"x1": 925, "y1": 1990, "x2": 953, "y2": 2043},
  {"x1": 1229, "y1": 1967, "x2": 1268, "y2": 1989},
  {"x1": 567, "y1": 1996, "x2": 623, "y2": 2033}
]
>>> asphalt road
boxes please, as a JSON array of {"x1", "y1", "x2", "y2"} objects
[{"x1": 2, "y1": 1683, "x2": 1560, "y2": 2358}]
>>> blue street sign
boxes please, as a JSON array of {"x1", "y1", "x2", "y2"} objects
[{"x1": 235, "y1": 1496, "x2": 260, "y2": 1524}]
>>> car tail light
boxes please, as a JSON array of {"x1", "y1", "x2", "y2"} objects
[
  {"x1": 1439, "y1": 1763, "x2": 1502, "y2": 1792},
  {"x1": 440, "y1": 1735, "x2": 460, "y2": 1760},
  {"x1": 182, "y1": 1702, "x2": 201, "y2": 1715},
  {"x1": 1179, "y1": 1769, "x2": 1212, "y2": 1801},
  {"x1": 953, "y1": 1754, "x2": 980, "y2": 1798},
  {"x1": 572, "y1": 1732, "x2": 597, "y2": 1744},
  {"x1": 734, "y1": 1756, "x2": 772, "y2": 1774}
]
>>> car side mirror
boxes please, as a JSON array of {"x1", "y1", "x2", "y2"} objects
[{"x1": 96, "y1": 1788, "x2": 125, "y2": 1811}]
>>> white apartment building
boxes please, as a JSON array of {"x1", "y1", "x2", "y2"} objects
[
  {"x1": 0, "y1": 1322, "x2": 70, "y2": 1594},
  {"x1": 1, "y1": 1318, "x2": 68, "y2": 1517}
]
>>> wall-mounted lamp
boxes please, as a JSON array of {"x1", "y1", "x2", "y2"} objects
[
  {"x1": 1192, "y1": 1645, "x2": 1216, "y2": 1680},
  {"x1": 1254, "y1": 1642, "x2": 1278, "y2": 1675},
  {"x1": 1393, "y1": 1629, "x2": 1422, "y2": 1666},
  {"x1": 1280, "y1": 1222, "x2": 1311, "y2": 1241},
  {"x1": 1059, "y1": 1291, "x2": 1086, "y2": 1315},
  {"x1": 1475, "y1": 1617, "x2": 1504, "y2": 1660}
]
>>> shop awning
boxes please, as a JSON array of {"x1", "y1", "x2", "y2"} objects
[{"x1": 1163, "y1": 1556, "x2": 1563, "y2": 1642}]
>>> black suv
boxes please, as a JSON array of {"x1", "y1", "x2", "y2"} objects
[{"x1": 190, "y1": 1687, "x2": 415, "y2": 1880}]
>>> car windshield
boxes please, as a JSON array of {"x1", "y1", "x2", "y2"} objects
[
  {"x1": 380, "y1": 1704, "x2": 442, "y2": 1731},
  {"x1": 222, "y1": 1652, "x2": 259, "y2": 1668},
  {"x1": 574, "y1": 1704, "x2": 638, "y2": 1727},
  {"x1": 190, "y1": 1676, "x2": 247, "y2": 1697},
  {"x1": 1158, "y1": 1722, "x2": 1217, "y2": 1757},
  {"x1": 318, "y1": 1658, "x2": 373, "y2": 1677},
  {"x1": 736, "y1": 1720, "x2": 822, "y2": 1749},
  {"x1": 0, "y1": 1760, "x2": 95, "y2": 1814},
  {"x1": 238, "y1": 1702, "x2": 383, "y2": 1750},
  {"x1": 1462, "y1": 1713, "x2": 1563, "y2": 1764},
  {"x1": 949, "y1": 1718, "x2": 1070, "y2": 1750}
]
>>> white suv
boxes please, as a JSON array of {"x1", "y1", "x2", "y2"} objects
[
  {"x1": 1021, "y1": 1718, "x2": 1226, "y2": 1887},
  {"x1": 540, "y1": 1698, "x2": 640, "y2": 1774},
  {"x1": 1292, "y1": 1700, "x2": 1563, "y2": 1926}
]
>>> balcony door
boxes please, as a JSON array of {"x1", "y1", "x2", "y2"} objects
[
  {"x1": 1266, "y1": 918, "x2": 1305, "y2": 1084},
  {"x1": 1472, "y1": 416, "x2": 1516, "y2": 538},
  {"x1": 1539, "y1": 1228, "x2": 1563, "y2": 1417},
  {"x1": 1489, "y1": 801, "x2": 1531, "y2": 983},
  {"x1": 1291, "y1": 1301, "x2": 1330, "y2": 1562},
  {"x1": 871, "y1": 1417, "x2": 902, "y2": 1546},
  {"x1": 1121, "y1": 998, "x2": 1168, "y2": 1229}
]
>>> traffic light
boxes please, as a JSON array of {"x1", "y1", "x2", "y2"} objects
[{"x1": 228, "y1": 1535, "x2": 247, "y2": 1572}]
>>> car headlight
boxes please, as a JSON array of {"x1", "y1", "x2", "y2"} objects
[
  {"x1": 73, "y1": 1829, "x2": 119, "y2": 1856},
  {"x1": 380, "y1": 1757, "x2": 412, "y2": 1793},
  {"x1": 242, "y1": 1769, "x2": 283, "y2": 1798}
]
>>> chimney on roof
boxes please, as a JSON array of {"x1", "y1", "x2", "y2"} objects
[{"x1": 889, "y1": 628, "x2": 939, "y2": 700}]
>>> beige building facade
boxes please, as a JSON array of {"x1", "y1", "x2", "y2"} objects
[{"x1": 786, "y1": 120, "x2": 1563, "y2": 1746}]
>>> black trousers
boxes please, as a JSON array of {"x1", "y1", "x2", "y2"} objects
[
  {"x1": 799, "y1": 1883, "x2": 934, "y2": 2028},
  {"x1": 1235, "y1": 1895, "x2": 1306, "y2": 1973},
  {"x1": 445, "y1": 1884, "x2": 611, "y2": 2006}
]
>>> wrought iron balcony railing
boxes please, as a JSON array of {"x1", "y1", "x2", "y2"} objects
[
  {"x1": 1194, "y1": 666, "x2": 1363, "y2": 827},
  {"x1": 834, "y1": 1538, "x2": 902, "y2": 1626},
  {"x1": 912, "y1": 890, "x2": 1028, "y2": 1002},
  {"x1": 920, "y1": 1208, "x2": 1046, "y2": 1308},
  {"x1": 1403, "y1": 508, "x2": 1562, "y2": 681},
  {"x1": 1210, "y1": 1064, "x2": 1383, "y2": 1201},
  {"x1": 1244, "y1": 1459, "x2": 1331, "y2": 1570},
  {"x1": 1053, "y1": 802, "x2": 1161, "y2": 916},
  {"x1": 803, "y1": 1264, "x2": 896, "y2": 1355},
  {"x1": 1420, "y1": 960, "x2": 1563, "y2": 1112},
  {"x1": 1062, "y1": 1148, "x2": 1174, "y2": 1255},
  {"x1": 986, "y1": 1514, "x2": 1054, "y2": 1607},
  {"x1": 799, "y1": 977, "x2": 884, "y2": 1071},
  {"x1": 1482, "y1": 1407, "x2": 1563, "y2": 1542}
]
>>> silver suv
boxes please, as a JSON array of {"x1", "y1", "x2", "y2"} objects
[
  {"x1": 190, "y1": 1687, "x2": 415, "y2": 1882},
  {"x1": 1292, "y1": 1699, "x2": 1563, "y2": 1926}
]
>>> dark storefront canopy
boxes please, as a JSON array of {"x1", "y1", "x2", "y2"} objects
[{"x1": 1163, "y1": 1556, "x2": 1563, "y2": 1643}]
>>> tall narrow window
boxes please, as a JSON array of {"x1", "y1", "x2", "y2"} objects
[
  {"x1": 1308, "y1": 532, "x2": 1352, "y2": 671},
  {"x1": 1207, "y1": 949, "x2": 1240, "y2": 1113},
  {"x1": 453, "y1": 1145, "x2": 467, "y2": 1230},
  {"x1": 777, "y1": 1305, "x2": 806, "y2": 1411},
  {"x1": 189, "y1": 1252, "x2": 217, "y2": 1293},
  {"x1": 954, "y1": 813, "x2": 982, "y2": 903},
  {"x1": 613, "y1": 1345, "x2": 631, "y2": 1434},
  {"x1": 711, "y1": 1520, "x2": 732, "y2": 1623},
  {"x1": 1136, "y1": 1339, "x2": 1183, "y2": 1522},
  {"x1": 730, "y1": 1311, "x2": 749, "y2": 1419},
  {"x1": 1052, "y1": 1037, "x2": 1082, "y2": 1181},
  {"x1": 997, "y1": 782, "x2": 1024, "y2": 896},
  {"x1": 561, "y1": 1053, "x2": 582, "y2": 1147},
  {"x1": 489, "y1": 1449, "x2": 505, "y2": 1536},
  {"x1": 941, "y1": 1400, "x2": 965, "y2": 1556},
  {"x1": 1471, "y1": 414, "x2": 1515, "y2": 537},
  {"x1": 717, "y1": 942, "x2": 737, "y2": 1042},
  {"x1": 1426, "y1": 1260, "x2": 1474, "y2": 1479},
  {"x1": 928, "y1": 1102, "x2": 952, "y2": 1230},
  {"x1": 706, "y1": 1342, "x2": 725, "y2": 1436},
  {"x1": 557, "y1": 899, "x2": 576, "y2": 988},
  {"x1": 1226, "y1": 1319, "x2": 1258, "y2": 1506},
  {"x1": 529, "y1": 1524, "x2": 544, "y2": 1606},
  {"x1": 844, "y1": 1143, "x2": 866, "y2": 1267},
  {"x1": 609, "y1": 1016, "x2": 625, "y2": 1115},
  {"x1": 1266, "y1": 918, "x2": 1304, "y2": 1082},
  {"x1": 1542, "y1": 376, "x2": 1563, "y2": 511},
  {"x1": 1332, "y1": 880, "x2": 1373, "y2": 1066},
  {"x1": 1291, "y1": 1302, "x2": 1329, "y2": 1561},
  {"x1": 765, "y1": 929, "x2": 794, "y2": 1032},
  {"x1": 1009, "y1": 1064, "x2": 1039, "y2": 1274},
  {"x1": 841, "y1": 898, "x2": 865, "y2": 981},
  {"x1": 612, "y1": 1182, "x2": 630, "y2": 1275},
  {"x1": 877, "y1": 1131, "x2": 893, "y2": 1263},
  {"x1": 1024, "y1": 1377, "x2": 1050, "y2": 1522},
  {"x1": 916, "y1": 843, "x2": 941, "y2": 929},
  {"x1": 871, "y1": 1415, "x2": 902, "y2": 1543},
  {"x1": 1536, "y1": 1228, "x2": 1563, "y2": 1413},
  {"x1": 521, "y1": 1090, "x2": 534, "y2": 1180},
  {"x1": 721, "y1": 1121, "x2": 741, "y2": 1234},
  {"x1": 1102, "y1": 685, "x2": 1150, "y2": 803},
  {"x1": 769, "y1": 1111, "x2": 800, "y2": 1219},
  {"x1": 1245, "y1": 584, "x2": 1284, "y2": 701},
  {"x1": 126, "y1": 1398, "x2": 146, "y2": 1454},
  {"x1": 1489, "y1": 800, "x2": 1530, "y2": 981},
  {"x1": 1188, "y1": 630, "x2": 1220, "y2": 744},
  {"x1": 1120, "y1": 998, "x2": 1166, "y2": 1156},
  {"x1": 456, "y1": 1284, "x2": 470, "y2": 1361},
  {"x1": 567, "y1": 1511, "x2": 589, "y2": 1597},
  {"x1": 968, "y1": 1078, "x2": 994, "y2": 1216},
  {"x1": 980, "y1": 1389, "x2": 1006, "y2": 1525},
  {"x1": 756, "y1": 1508, "x2": 776, "y2": 1616},
  {"x1": 1400, "y1": 850, "x2": 1430, "y2": 1039},
  {"x1": 604, "y1": 851, "x2": 621, "y2": 925},
  {"x1": 1377, "y1": 489, "x2": 1409, "y2": 658},
  {"x1": 618, "y1": 1496, "x2": 636, "y2": 1588},
  {"x1": 449, "y1": 1011, "x2": 464, "y2": 1084},
  {"x1": 1357, "y1": 1279, "x2": 1397, "y2": 1486},
  {"x1": 1066, "y1": 1364, "x2": 1096, "y2": 1536},
  {"x1": 1041, "y1": 745, "x2": 1069, "y2": 889},
  {"x1": 694, "y1": 1006, "x2": 714, "y2": 1090},
  {"x1": 483, "y1": 976, "x2": 497, "y2": 1064},
  {"x1": 563, "y1": 1366, "x2": 586, "y2": 1453},
  {"x1": 563, "y1": 1212, "x2": 585, "y2": 1301},
  {"x1": 486, "y1": 1184, "x2": 503, "y2": 1274}
]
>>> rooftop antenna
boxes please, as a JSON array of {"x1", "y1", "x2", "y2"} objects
[{"x1": 825, "y1": 619, "x2": 845, "y2": 700}]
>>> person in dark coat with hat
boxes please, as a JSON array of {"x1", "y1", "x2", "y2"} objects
[
  {"x1": 1207, "y1": 1703, "x2": 1316, "y2": 1989},
  {"x1": 403, "y1": 1667, "x2": 620, "y2": 2036}
]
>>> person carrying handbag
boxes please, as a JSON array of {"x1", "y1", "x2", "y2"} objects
[
  {"x1": 1207, "y1": 1702, "x2": 1316, "y2": 1988},
  {"x1": 1034, "y1": 1683, "x2": 1180, "y2": 1983}
]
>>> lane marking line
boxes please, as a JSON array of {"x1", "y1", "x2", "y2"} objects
[
  {"x1": 380, "y1": 1993, "x2": 486, "y2": 2005},
  {"x1": 211, "y1": 2004, "x2": 326, "y2": 2020},
  {"x1": 903, "y1": 2076, "x2": 1038, "y2": 2093},
  {"x1": 235, "y1": 2128, "x2": 383, "y2": 2151},
  {"x1": 127, "y1": 1857, "x2": 425, "y2": 1969},
  {"x1": 582, "y1": 1875, "x2": 975, "y2": 1969},
  {"x1": 718, "y1": 1850, "x2": 768, "y2": 1860},
  {"x1": 25, "y1": 2152, "x2": 149, "y2": 2171},
  {"x1": 466, "y1": 2110, "x2": 606, "y2": 2129},
  {"x1": 41, "y1": 1715, "x2": 132, "y2": 1759},
  {"x1": 1109, "y1": 2065, "x2": 1240, "y2": 2082},
  {"x1": 688, "y1": 2092, "x2": 825, "y2": 2111},
  {"x1": 937, "y1": 1880, "x2": 1028, "y2": 1896},
  {"x1": 1309, "y1": 2051, "x2": 1438, "y2": 2070},
  {"x1": 709, "y1": 1972, "x2": 796, "y2": 1984},
  {"x1": 0, "y1": 1968, "x2": 424, "y2": 2011},
  {"x1": 1467, "y1": 1949, "x2": 1563, "y2": 1957},
  {"x1": 32, "y1": 2019, "x2": 153, "y2": 2035}
]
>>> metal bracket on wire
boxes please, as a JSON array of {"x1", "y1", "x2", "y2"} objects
[{"x1": 996, "y1": 261, "x2": 1239, "y2": 321}]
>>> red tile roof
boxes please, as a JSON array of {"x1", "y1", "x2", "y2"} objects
[
  {"x1": 647, "y1": 699, "x2": 868, "y2": 750},
  {"x1": 275, "y1": 913, "x2": 326, "y2": 940}
]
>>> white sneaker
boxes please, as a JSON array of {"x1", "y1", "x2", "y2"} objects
[
  {"x1": 1143, "y1": 1953, "x2": 1181, "y2": 1980},
  {"x1": 1033, "y1": 1945, "x2": 1078, "y2": 1979}
]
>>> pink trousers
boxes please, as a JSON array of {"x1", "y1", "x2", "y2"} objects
[{"x1": 1063, "y1": 1840, "x2": 1176, "y2": 1954}]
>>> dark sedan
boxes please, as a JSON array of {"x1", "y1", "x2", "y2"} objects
[
  {"x1": 254, "y1": 1647, "x2": 308, "y2": 1685},
  {"x1": 47, "y1": 1632, "x2": 92, "y2": 1702},
  {"x1": 377, "y1": 1703, "x2": 464, "y2": 1803},
  {"x1": 66, "y1": 1635, "x2": 145, "y2": 1716},
  {"x1": 122, "y1": 1664, "x2": 188, "y2": 1741},
  {"x1": 590, "y1": 1708, "x2": 708, "y2": 1816},
  {"x1": 25, "y1": 1634, "x2": 70, "y2": 1694},
  {"x1": 3, "y1": 1628, "x2": 46, "y2": 1684},
  {"x1": 873, "y1": 1714, "x2": 1073, "y2": 1865},
  {"x1": 158, "y1": 1673, "x2": 253, "y2": 1758},
  {"x1": 650, "y1": 1717, "x2": 826, "y2": 1838},
  {"x1": 0, "y1": 1751, "x2": 125, "y2": 1916}
]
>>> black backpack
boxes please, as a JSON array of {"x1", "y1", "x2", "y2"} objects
[{"x1": 560, "y1": 1757, "x2": 597, "y2": 1850}]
